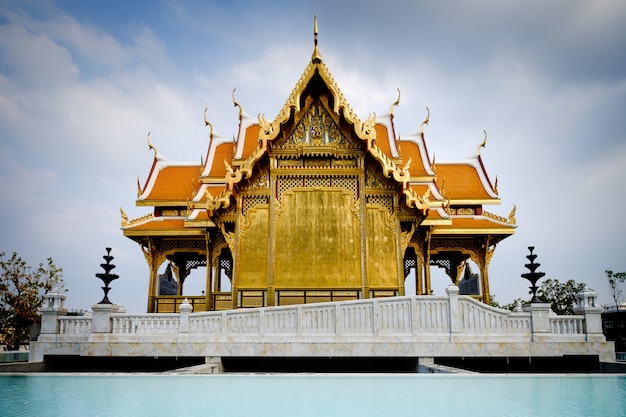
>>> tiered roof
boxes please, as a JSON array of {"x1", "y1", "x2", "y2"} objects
[{"x1": 122, "y1": 23, "x2": 515, "y2": 240}]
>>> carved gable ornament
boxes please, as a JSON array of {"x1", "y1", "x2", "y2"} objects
[{"x1": 275, "y1": 100, "x2": 360, "y2": 157}]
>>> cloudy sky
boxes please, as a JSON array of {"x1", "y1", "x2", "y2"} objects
[{"x1": 1, "y1": 0, "x2": 625, "y2": 312}]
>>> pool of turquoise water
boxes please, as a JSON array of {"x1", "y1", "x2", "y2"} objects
[{"x1": 1, "y1": 374, "x2": 625, "y2": 417}]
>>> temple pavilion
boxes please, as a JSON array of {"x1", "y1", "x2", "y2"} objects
[{"x1": 121, "y1": 21, "x2": 516, "y2": 313}]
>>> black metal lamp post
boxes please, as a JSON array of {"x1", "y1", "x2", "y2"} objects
[
  {"x1": 95, "y1": 247, "x2": 119, "y2": 304},
  {"x1": 521, "y1": 246, "x2": 545, "y2": 303}
]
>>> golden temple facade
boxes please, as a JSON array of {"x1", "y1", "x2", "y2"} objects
[{"x1": 122, "y1": 22, "x2": 516, "y2": 313}]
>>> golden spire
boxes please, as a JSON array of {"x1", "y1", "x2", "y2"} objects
[{"x1": 312, "y1": 15, "x2": 322, "y2": 63}]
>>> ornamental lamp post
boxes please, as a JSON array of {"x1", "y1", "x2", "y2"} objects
[
  {"x1": 521, "y1": 246, "x2": 545, "y2": 303},
  {"x1": 95, "y1": 247, "x2": 119, "y2": 304}
]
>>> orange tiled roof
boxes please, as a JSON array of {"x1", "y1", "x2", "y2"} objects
[
  {"x1": 374, "y1": 124, "x2": 392, "y2": 158},
  {"x1": 143, "y1": 165, "x2": 200, "y2": 202},
  {"x1": 432, "y1": 215, "x2": 515, "y2": 234},
  {"x1": 401, "y1": 141, "x2": 431, "y2": 177},
  {"x1": 207, "y1": 142, "x2": 235, "y2": 178},
  {"x1": 124, "y1": 218, "x2": 186, "y2": 231},
  {"x1": 435, "y1": 163, "x2": 494, "y2": 201},
  {"x1": 241, "y1": 124, "x2": 260, "y2": 160}
]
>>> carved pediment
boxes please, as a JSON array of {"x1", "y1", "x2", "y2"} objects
[{"x1": 275, "y1": 100, "x2": 361, "y2": 157}]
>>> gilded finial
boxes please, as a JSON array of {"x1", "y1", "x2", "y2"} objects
[
  {"x1": 147, "y1": 131, "x2": 157, "y2": 158},
  {"x1": 312, "y1": 15, "x2": 322, "y2": 63},
  {"x1": 120, "y1": 207, "x2": 128, "y2": 226},
  {"x1": 477, "y1": 130, "x2": 487, "y2": 155},
  {"x1": 420, "y1": 106, "x2": 430, "y2": 133},
  {"x1": 232, "y1": 89, "x2": 243, "y2": 118},
  {"x1": 389, "y1": 88, "x2": 401, "y2": 116},
  {"x1": 203, "y1": 107, "x2": 214, "y2": 136},
  {"x1": 508, "y1": 205, "x2": 516, "y2": 225}
]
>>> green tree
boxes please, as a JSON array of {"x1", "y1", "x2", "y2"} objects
[
  {"x1": 0, "y1": 251, "x2": 63, "y2": 350},
  {"x1": 490, "y1": 295, "x2": 527, "y2": 311},
  {"x1": 536, "y1": 278, "x2": 587, "y2": 315},
  {"x1": 605, "y1": 270, "x2": 626, "y2": 309}
]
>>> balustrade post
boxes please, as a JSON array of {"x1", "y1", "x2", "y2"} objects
[
  {"x1": 40, "y1": 287, "x2": 67, "y2": 334},
  {"x1": 573, "y1": 287, "x2": 605, "y2": 342},
  {"x1": 446, "y1": 285, "x2": 460, "y2": 336},
  {"x1": 523, "y1": 303, "x2": 552, "y2": 341},
  {"x1": 91, "y1": 303, "x2": 117, "y2": 333},
  {"x1": 179, "y1": 298, "x2": 192, "y2": 333}
]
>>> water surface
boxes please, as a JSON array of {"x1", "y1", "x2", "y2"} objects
[{"x1": 1, "y1": 374, "x2": 625, "y2": 417}]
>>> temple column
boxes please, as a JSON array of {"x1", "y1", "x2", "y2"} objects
[
  {"x1": 423, "y1": 231, "x2": 432, "y2": 295},
  {"x1": 416, "y1": 256, "x2": 423, "y2": 295},
  {"x1": 205, "y1": 231, "x2": 214, "y2": 311},
  {"x1": 478, "y1": 238, "x2": 495, "y2": 304},
  {"x1": 141, "y1": 239, "x2": 167, "y2": 313}
]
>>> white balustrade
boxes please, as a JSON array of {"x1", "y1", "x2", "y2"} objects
[
  {"x1": 59, "y1": 317, "x2": 92, "y2": 335},
  {"x1": 32, "y1": 287, "x2": 613, "y2": 365},
  {"x1": 458, "y1": 298, "x2": 531, "y2": 334},
  {"x1": 301, "y1": 304, "x2": 336, "y2": 334},
  {"x1": 264, "y1": 307, "x2": 298, "y2": 334},
  {"x1": 377, "y1": 298, "x2": 411, "y2": 334},
  {"x1": 111, "y1": 314, "x2": 180, "y2": 334},
  {"x1": 46, "y1": 292, "x2": 596, "y2": 340},
  {"x1": 189, "y1": 313, "x2": 222, "y2": 334},
  {"x1": 550, "y1": 316, "x2": 585, "y2": 335},
  {"x1": 225, "y1": 310, "x2": 260, "y2": 334},
  {"x1": 414, "y1": 298, "x2": 449, "y2": 332}
]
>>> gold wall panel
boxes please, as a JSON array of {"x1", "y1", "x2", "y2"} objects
[
  {"x1": 274, "y1": 189, "x2": 361, "y2": 288},
  {"x1": 366, "y1": 206, "x2": 400, "y2": 289},
  {"x1": 237, "y1": 206, "x2": 269, "y2": 288}
]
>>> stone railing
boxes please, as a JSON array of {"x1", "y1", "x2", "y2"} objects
[
  {"x1": 550, "y1": 315, "x2": 585, "y2": 335},
  {"x1": 39, "y1": 285, "x2": 605, "y2": 341},
  {"x1": 58, "y1": 317, "x2": 92, "y2": 335},
  {"x1": 111, "y1": 314, "x2": 180, "y2": 334},
  {"x1": 31, "y1": 285, "x2": 615, "y2": 364}
]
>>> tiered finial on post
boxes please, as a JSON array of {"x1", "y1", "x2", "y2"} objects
[
  {"x1": 521, "y1": 246, "x2": 545, "y2": 303},
  {"x1": 95, "y1": 247, "x2": 119, "y2": 304}
]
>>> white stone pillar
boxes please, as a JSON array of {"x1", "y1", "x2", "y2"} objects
[
  {"x1": 523, "y1": 303, "x2": 552, "y2": 341},
  {"x1": 179, "y1": 298, "x2": 192, "y2": 333},
  {"x1": 40, "y1": 287, "x2": 67, "y2": 334},
  {"x1": 446, "y1": 285, "x2": 460, "y2": 336},
  {"x1": 573, "y1": 287, "x2": 605, "y2": 342},
  {"x1": 91, "y1": 304, "x2": 115, "y2": 333}
]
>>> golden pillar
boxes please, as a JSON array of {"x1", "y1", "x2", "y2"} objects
[{"x1": 140, "y1": 238, "x2": 166, "y2": 313}]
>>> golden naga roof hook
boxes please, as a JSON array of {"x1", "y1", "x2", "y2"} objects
[
  {"x1": 120, "y1": 207, "x2": 128, "y2": 226},
  {"x1": 312, "y1": 15, "x2": 322, "y2": 63},
  {"x1": 389, "y1": 88, "x2": 401, "y2": 116},
  {"x1": 508, "y1": 204, "x2": 517, "y2": 225},
  {"x1": 136, "y1": 177, "x2": 142, "y2": 197},
  {"x1": 203, "y1": 107, "x2": 214, "y2": 137},
  {"x1": 477, "y1": 129, "x2": 487, "y2": 155},
  {"x1": 494, "y1": 175, "x2": 499, "y2": 194},
  {"x1": 147, "y1": 131, "x2": 157, "y2": 158},
  {"x1": 232, "y1": 88, "x2": 243, "y2": 118},
  {"x1": 420, "y1": 106, "x2": 430, "y2": 133}
]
